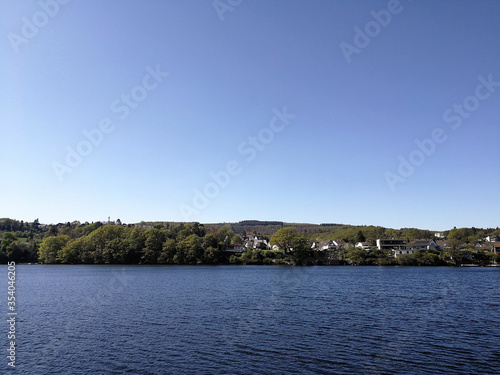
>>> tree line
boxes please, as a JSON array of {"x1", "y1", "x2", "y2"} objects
[
  {"x1": 34, "y1": 225, "x2": 317, "y2": 265},
  {"x1": 0, "y1": 218, "x2": 498, "y2": 265},
  {"x1": 37, "y1": 223, "x2": 240, "y2": 265}
]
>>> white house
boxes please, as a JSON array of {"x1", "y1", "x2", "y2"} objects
[
  {"x1": 355, "y1": 242, "x2": 371, "y2": 251},
  {"x1": 410, "y1": 239, "x2": 430, "y2": 251},
  {"x1": 376, "y1": 239, "x2": 407, "y2": 251},
  {"x1": 316, "y1": 240, "x2": 341, "y2": 251},
  {"x1": 376, "y1": 238, "x2": 422, "y2": 258},
  {"x1": 485, "y1": 235, "x2": 500, "y2": 242},
  {"x1": 392, "y1": 248, "x2": 417, "y2": 258},
  {"x1": 243, "y1": 236, "x2": 270, "y2": 250},
  {"x1": 409, "y1": 239, "x2": 442, "y2": 251}
]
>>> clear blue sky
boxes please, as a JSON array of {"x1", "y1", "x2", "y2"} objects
[{"x1": 1, "y1": 0, "x2": 499, "y2": 231}]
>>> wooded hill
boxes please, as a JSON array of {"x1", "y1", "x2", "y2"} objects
[{"x1": 0, "y1": 218, "x2": 498, "y2": 265}]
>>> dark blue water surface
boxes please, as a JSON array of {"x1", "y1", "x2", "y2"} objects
[{"x1": 5, "y1": 265, "x2": 500, "y2": 374}]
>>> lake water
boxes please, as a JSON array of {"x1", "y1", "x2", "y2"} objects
[{"x1": 5, "y1": 265, "x2": 500, "y2": 374}]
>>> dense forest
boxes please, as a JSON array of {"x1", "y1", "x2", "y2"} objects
[{"x1": 0, "y1": 218, "x2": 499, "y2": 266}]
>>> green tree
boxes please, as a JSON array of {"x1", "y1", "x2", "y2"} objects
[
  {"x1": 203, "y1": 246, "x2": 222, "y2": 264},
  {"x1": 87, "y1": 225, "x2": 126, "y2": 263},
  {"x1": 203, "y1": 234, "x2": 218, "y2": 250},
  {"x1": 231, "y1": 234, "x2": 243, "y2": 244},
  {"x1": 411, "y1": 250, "x2": 425, "y2": 265},
  {"x1": 191, "y1": 222, "x2": 206, "y2": 237},
  {"x1": 448, "y1": 228, "x2": 474, "y2": 243},
  {"x1": 5, "y1": 242, "x2": 29, "y2": 263},
  {"x1": 384, "y1": 228, "x2": 400, "y2": 239},
  {"x1": 214, "y1": 225, "x2": 234, "y2": 246},
  {"x1": 397, "y1": 254, "x2": 416, "y2": 266},
  {"x1": 346, "y1": 249, "x2": 367, "y2": 265},
  {"x1": 445, "y1": 239, "x2": 464, "y2": 266},
  {"x1": 39, "y1": 235, "x2": 71, "y2": 264},
  {"x1": 141, "y1": 228, "x2": 166, "y2": 264},
  {"x1": 58, "y1": 237, "x2": 92, "y2": 264},
  {"x1": 82, "y1": 222, "x2": 103, "y2": 236},
  {"x1": 47, "y1": 225, "x2": 58, "y2": 237},
  {"x1": 424, "y1": 252, "x2": 441, "y2": 266},
  {"x1": 270, "y1": 227, "x2": 299, "y2": 254},
  {"x1": 102, "y1": 238, "x2": 127, "y2": 264},
  {"x1": 26, "y1": 240, "x2": 39, "y2": 263},
  {"x1": 179, "y1": 234, "x2": 204, "y2": 264},
  {"x1": 289, "y1": 236, "x2": 314, "y2": 265},
  {"x1": 158, "y1": 239, "x2": 177, "y2": 264},
  {"x1": 356, "y1": 230, "x2": 366, "y2": 243},
  {"x1": 1, "y1": 232, "x2": 17, "y2": 253},
  {"x1": 31, "y1": 219, "x2": 40, "y2": 232},
  {"x1": 122, "y1": 227, "x2": 146, "y2": 263}
]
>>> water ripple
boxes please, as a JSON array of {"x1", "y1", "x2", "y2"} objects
[{"x1": 10, "y1": 265, "x2": 500, "y2": 374}]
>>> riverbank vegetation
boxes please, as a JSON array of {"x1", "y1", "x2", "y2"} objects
[{"x1": 0, "y1": 218, "x2": 498, "y2": 266}]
